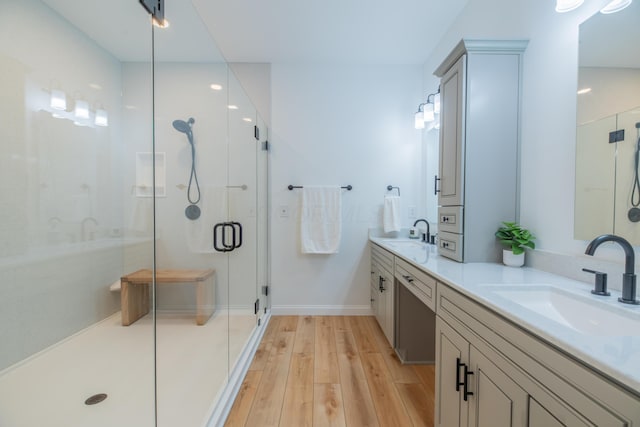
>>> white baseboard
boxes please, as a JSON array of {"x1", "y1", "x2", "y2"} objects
[
  {"x1": 271, "y1": 305, "x2": 373, "y2": 316},
  {"x1": 205, "y1": 311, "x2": 270, "y2": 427}
]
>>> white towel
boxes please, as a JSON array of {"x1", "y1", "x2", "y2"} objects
[
  {"x1": 301, "y1": 186, "x2": 342, "y2": 254},
  {"x1": 383, "y1": 195, "x2": 401, "y2": 233}
]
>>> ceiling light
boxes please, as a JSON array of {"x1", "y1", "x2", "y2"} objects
[
  {"x1": 577, "y1": 88, "x2": 592, "y2": 95},
  {"x1": 50, "y1": 89, "x2": 66, "y2": 111},
  {"x1": 555, "y1": 0, "x2": 584, "y2": 12},
  {"x1": 210, "y1": 84, "x2": 223, "y2": 91},
  {"x1": 152, "y1": 18, "x2": 170, "y2": 28},
  {"x1": 600, "y1": 0, "x2": 632, "y2": 14},
  {"x1": 228, "y1": 105, "x2": 238, "y2": 110},
  {"x1": 74, "y1": 100, "x2": 89, "y2": 119},
  {"x1": 95, "y1": 109, "x2": 109, "y2": 127}
]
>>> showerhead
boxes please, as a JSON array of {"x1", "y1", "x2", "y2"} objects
[{"x1": 172, "y1": 117, "x2": 195, "y2": 134}]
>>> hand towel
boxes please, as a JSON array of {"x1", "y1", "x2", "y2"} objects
[
  {"x1": 383, "y1": 195, "x2": 401, "y2": 233},
  {"x1": 301, "y1": 186, "x2": 342, "y2": 254}
]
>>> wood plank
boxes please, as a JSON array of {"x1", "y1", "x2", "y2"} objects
[
  {"x1": 224, "y1": 370, "x2": 263, "y2": 427},
  {"x1": 395, "y1": 382, "x2": 434, "y2": 427},
  {"x1": 313, "y1": 384, "x2": 347, "y2": 427},
  {"x1": 249, "y1": 317, "x2": 281, "y2": 371},
  {"x1": 279, "y1": 352, "x2": 314, "y2": 427},
  {"x1": 366, "y1": 316, "x2": 420, "y2": 384},
  {"x1": 361, "y1": 352, "x2": 413, "y2": 426},
  {"x1": 315, "y1": 315, "x2": 333, "y2": 327},
  {"x1": 122, "y1": 268, "x2": 214, "y2": 283},
  {"x1": 349, "y1": 316, "x2": 378, "y2": 354},
  {"x1": 314, "y1": 321, "x2": 340, "y2": 384},
  {"x1": 293, "y1": 316, "x2": 315, "y2": 355},
  {"x1": 278, "y1": 315, "x2": 299, "y2": 332},
  {"x1": 413, "y1": 364, "x2": 436, "y2": 390},
  {"x1": 335, "y1": 330, "x2": 379, "y2": 427},
  {"x1": 332, "y1": 316, "x2": 349, "y2": 332},
  {"x1": 245, "y1": 330, "x2": 295, "y2": 427}
]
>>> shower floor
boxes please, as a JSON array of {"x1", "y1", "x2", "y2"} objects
[{"x1": 0, "y1": 311, "x2": 256, "y2": 427}]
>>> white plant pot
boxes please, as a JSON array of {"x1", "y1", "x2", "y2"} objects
[{"x1": 503, "y1": 249, "x2": 525, "y2": 267}]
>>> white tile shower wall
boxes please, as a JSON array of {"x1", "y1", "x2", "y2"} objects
[
  {"x1": 0, "y1": 0, "x2": 131, "y2": 371},
  {"x1": 421, "y1": 0, "x2": 635, "y2": 268},
  {"x1": 270, "y1": 63, "x2": 423, "y2": 313},
  {"x1": 0, "y1": 240, "x2": 150, "y2": 371}
]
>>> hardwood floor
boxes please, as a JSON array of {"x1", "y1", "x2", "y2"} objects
[{"x1": 225, "y1": 316, "x2": 435, "y2": 427}]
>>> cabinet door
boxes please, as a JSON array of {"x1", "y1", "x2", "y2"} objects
[
  {"x1": 381, "y1": 267, "x2": 394, "y2": 344},
  {"x1": 468, "y1": 345, "x2": 527, "y2": 427},
  {"x1": 435, "y1": 317, "x2": 469, "y2": 427},
  {"x1": 438, "y1": 54, "x2": 466, "y2": 207}
]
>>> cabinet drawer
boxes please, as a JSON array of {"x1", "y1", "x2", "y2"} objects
[
  {"x1": 438, "y1": 231, "x2": 463, "y2": 262},
  {"x1": 395, "y1": 257, "x2": 436, "y2": 311},
  {"x1": 371, "y1": 243, "x2": 394, "y2": 273},
  {"x1": 438, "y1": 206, "x2": 463, "y2": 234}
]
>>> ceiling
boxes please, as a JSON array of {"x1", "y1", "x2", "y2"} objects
[
  {"x1": 43, "y1": 0, "x2": 468, "y2": 65},
  {"x1": 579, "y1": 0, "x2": 640, "y2": 68}
]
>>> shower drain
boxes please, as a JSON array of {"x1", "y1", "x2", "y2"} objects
[{"x1": 84, "y1": 393, "x2": 107, "y2": 405}]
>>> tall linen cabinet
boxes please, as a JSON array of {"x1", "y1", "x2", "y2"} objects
[{"x1": 434, "y1": 40, "x2": 528, "y2": 262}]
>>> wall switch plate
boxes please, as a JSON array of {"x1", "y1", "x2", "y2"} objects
[
  {"x1": 408, "y1": 206, "x2": 416, "y2": 219},
  {"x1": 279, "y1": 205, "x2": 289, "y2": 218}
]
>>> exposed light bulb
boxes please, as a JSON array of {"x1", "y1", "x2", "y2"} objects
[
  {"x1": 600, "y1": 0, "x2": 632, "y2": 14},
  {"x1": 50, "y1": 89, "x2": 66, "y2": 111},
  {"x1": 555, "y1": 0, "x2": 584, "y2": 12}
]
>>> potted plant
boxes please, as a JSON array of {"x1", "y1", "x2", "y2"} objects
[{"x1": 495, "y1": 221, "x2": 535, "y2": 267}]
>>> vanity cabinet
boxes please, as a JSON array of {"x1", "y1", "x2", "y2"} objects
[
  {"x1": 435, "y1": 283, "x2": 640, "y2": 427},
  {"x1": 434, "y1": 39, "x2": 528, "y2": 262},
  {"x1": 370, "y1": 243, "x2": 394, "y2": 345}
]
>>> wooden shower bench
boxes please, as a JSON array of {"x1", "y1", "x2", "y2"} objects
[{"x1": 120, "y1": 268, "x2": 215, "y2": 326}]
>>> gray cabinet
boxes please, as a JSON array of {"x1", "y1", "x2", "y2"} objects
[
  {"x1": 435, "y1": 283, "x2": 639, "y2": 427},
  {"x1": 370, "y1": 243, "x2": 394, "y2": 345},
  {"x1": 434, "y1": 40, "x2": 528, "y2": 262}
]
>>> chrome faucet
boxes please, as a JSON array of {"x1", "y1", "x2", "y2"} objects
[
  {"x1": 81, "y1": 217, "x2": 98, "y2": 241},
  {"x1": 413, "y1": 219, "x2": 430, "y2": 243},
  {"x1": 585, "y1": 234, "x2": 639, "y2": 305}
]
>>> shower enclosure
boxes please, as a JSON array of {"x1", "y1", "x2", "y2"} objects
[{"x1": 0, "y1": 0, "x2": 269, "y2": 426}]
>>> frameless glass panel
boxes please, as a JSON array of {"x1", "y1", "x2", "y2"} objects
[
  {"x1": 227, "y1": 71, "x2": 260, "y2": 368},
  {"x1": 256, "y1": 114, "x2": 270, "y2": 321},
  {"x1": 152, "y1": 2, "x2": 232, "y2": 426},
  {"x1": 0, "y1": 0, "x2": 155, "y2": 425}
]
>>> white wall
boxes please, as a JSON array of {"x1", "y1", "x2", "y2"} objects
[
  {"x1": 422, "y1": 0, "x2": 625, "y2": 263},
  {"x1": 270, "y1": 64, "x2": 423, "y2": 314}
]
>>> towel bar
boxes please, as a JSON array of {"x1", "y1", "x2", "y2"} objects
[
  {"x1": 288, "y1": 185, "x2": 352, "y2": 191},
  {"x1": 387, "y1": 185, "x2": 400, "y2": 196}
]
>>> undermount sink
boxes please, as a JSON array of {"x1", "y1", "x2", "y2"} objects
[
  {"x1": 483, "y1": 285, "x2": 640, "y2": 336},
  {"x1": 380, "y1": 240, "x2": 425, "y2": 250}
]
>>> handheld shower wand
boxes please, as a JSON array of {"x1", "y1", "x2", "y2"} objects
[
  {"x1": 172, "y1": 117, "x2": 201, "y2": 220},
  {"x1": 629, "y1": 122, "x2": 640, "y2": 222}
]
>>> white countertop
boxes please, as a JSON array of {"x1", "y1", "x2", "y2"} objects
[{"x1": 369, "y1": 236, "x2": 640, "y2": 396}]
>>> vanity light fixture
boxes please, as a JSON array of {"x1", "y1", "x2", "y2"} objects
[
  {"x1": 555, "y1": 0, "x2": 584, "y2": 12},
  {"x1": 414, "y1": 107, "x2": 425, "y2": 129},
  {"x1": 95, "y1": 109, "x2": 109, "y2": 127},
  {"x1": 600, "y1": 0, "x2": 632, "y2": 14},
  {"x1": 74, "y1": 100, "x2": 90, "y2": 119},
  {"x1": 433, "y1": 90, "x2": 441, "y2": 114},
  {"x1": 50, "y1": 89, "x2": 67, "y2": 111},
  {"x1": 423, "y1": 102, "x2": 435, "y2": 122}
]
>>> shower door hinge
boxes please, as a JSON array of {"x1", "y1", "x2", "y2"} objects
[
  {"x1": 254, "y1": 298, "x2": 260, "y2": 315},
  {"x1": 262, "y1": 140, "x2": 270, "y2": 151},
  {"x1": 262, "y1": 285, "x2": 269, "y2": 296},
  {"x1": 254, "y1": 125, "x2": 260, "y2": 141}
]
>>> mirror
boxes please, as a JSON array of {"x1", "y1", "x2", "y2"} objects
[{"x1": 574, "y1": 1, "x2": 640, "y2": 244}]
